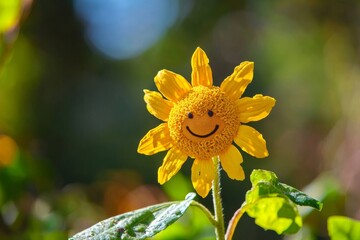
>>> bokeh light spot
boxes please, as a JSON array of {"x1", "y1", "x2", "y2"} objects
[
  {"x1": 74, "y1": 0, "x2": 179, "y2": 59},
  {"x1": 0, "y1": 135, "x2": 18, "y2": 167}
]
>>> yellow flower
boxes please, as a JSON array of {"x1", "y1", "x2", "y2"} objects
[{"x1": 138, "y1": 47, "x2": 275, "y2": 198}]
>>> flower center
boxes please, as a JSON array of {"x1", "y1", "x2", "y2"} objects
[{"x1": 168, "y1": 86, "x2": 240, "y2": 160}]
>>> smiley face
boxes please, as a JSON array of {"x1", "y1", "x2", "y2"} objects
[
  {"x1": 168, "y1": 86, "x2": 240, "y2": 159},
  {"x1": 182, "y1": 110, "x2": 225, "y2": 142}
]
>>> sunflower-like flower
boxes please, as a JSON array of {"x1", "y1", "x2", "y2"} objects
[{"x1": 138, "y1": 47, "x2": 275, "y2": 198}]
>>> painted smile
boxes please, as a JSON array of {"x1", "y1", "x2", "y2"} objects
[{"x1": 186, "y1": 125, "x2": 219, "y2": 138}]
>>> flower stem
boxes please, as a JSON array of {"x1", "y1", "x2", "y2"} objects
[
  {"x1": 225, "y1": 204, "x2": 247, "y2": 240},
  {"x1": 212, "y1": 156, "x2": 225, "y2": 240}
]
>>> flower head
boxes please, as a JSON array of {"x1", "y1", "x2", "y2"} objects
[{"x1": 138, "y1": 47, "x2": 275, "y2": 198}]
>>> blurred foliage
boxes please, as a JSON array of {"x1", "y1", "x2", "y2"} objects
[
  {"x1": 0, "y1": 0, "x2": 21, "y2": 33},
  {"x1": 0, "y1": 0, "x2": 359, "y2": 239},
  {"x1": 0, "y1": 135, "x2": 18, "y2": 167},
  {"x1": 328, "y1": 216, "x2": 360, "y2": 240}
]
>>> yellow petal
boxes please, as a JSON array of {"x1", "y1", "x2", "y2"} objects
[
  {"x1": 220, "y1": 61, "x2": 254, "y2": 100},
  {"x1": 237, "y1": 94, "x2": 276, "y2": 123},
  {"x1": 144, "y1": 90, "x2": 173, "y2": 121},
  {"x1": 191, "y1": 158, "x2": 215, "y2": 198},
  {"x1": 154, "y1": 70, "x2": 192, "y2": 102},
  {"x1": 158, "y1": 147, "x2": 188, "y2": 184},
  {"x1": 138, "y1": 123, "x2": 173, "y2": 155},
  {"x1": 191, "y1": 47, "x2": 213, "y2": 87},
  {"x1": 219, "y1": 145, "x2": 245, "y2": 180},
  {"x1": 234, "y1": 125, "x2": 269, "y2": 158}
]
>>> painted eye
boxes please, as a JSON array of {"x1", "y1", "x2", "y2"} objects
[
  {"x1": 188, "y1": 112, "x2": 194, "y2": 119},
  {"x1": 208, "y1": 110, "x2": 214, "y2": 117}
]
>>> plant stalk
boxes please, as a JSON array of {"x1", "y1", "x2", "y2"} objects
[
  {"x1": 225, "y1": 204, "x2": 247, "y2": 240},
  {"x1": 212, "y1": 156, "x2": 225, "y2": 240}
]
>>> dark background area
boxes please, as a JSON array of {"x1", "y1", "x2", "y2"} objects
[{"x1": 1, "y1": 0, "x2": 360, "y2": 239}]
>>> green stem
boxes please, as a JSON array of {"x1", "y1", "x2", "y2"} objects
[
  {"x1": 212, "y1": 156, "x2": 225, "y2": 240},
  {"x1": 225, "y1": 204, "x2": 248, "y2": 240}
]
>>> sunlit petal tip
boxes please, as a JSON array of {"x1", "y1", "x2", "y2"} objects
[
  {"x1": 259, "y1": 95, "x2": 276, "y2": 107},
  {"x1": 193, "y1": 181, "x2": 212, "y2": 198},
  {"x1": 158, "y1": 166, "x2": 170, "y2": 185},
  {"x1": 271, "y1": 98, "x2": 276, "y2": 108},
  {"x1": 157, "y1": 169, "x2": 166, "y2": 185},
  {"x1": 236, "y1": 61, "x2": 254, "y2": 77},
  {"x1": 137, "y1": 123, "x2": 173, "y2": 155},
  {"x1": 191, "y1": 158, "x2": 214, "y2": 198},
  {"x1": 192, "y1": 47, "x2": 207, "y2": 59},
  {"x1": 143, "y1": 89, "x2": 173, "y2": 121},
  {"x1": 220, "y1": 145, "x2": 245, "y2": 181},
  {"x1": 247, "y1": 61, "x2": 254, "y2": 68},
  {"x1": 154, "y1": 69, "x2": 191, "y2": 102},
  {"x1": 263, "y1": 150, "x2": 269, "y2": 158},
  {"x1": 192, "y1": 47, "x2": 207, "y2": 61},
  {"x1": 220, "y1": 61, "x2": 255, "y2": 100},
  {"x1": 197, "y1": 188, "x2": 211, "y2": 198},
  {"x1": 191, "y1": 47, "x2": 213, "y2": 87},
  {"x1": 237, "y1": 95, "x2": 276, "y2": 123},
  {"x1": 234, "y1": 125, "x2": 269, "y2": 158},
  {"x1": 157, "y1": 148, "x2": 188, "y2": 185},
  {"x1": 195, "y1": 46, "x2": 203, "y2": 51}
]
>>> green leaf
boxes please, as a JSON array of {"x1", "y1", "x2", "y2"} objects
[
  {"x1": 243, "y1": 169, "x2": 322, "y2": 235},
  {"x1": 278, "y1": 182, "x2": 323, "y2": 210},
  {"x1": 69, "y1": 193, "x2": 196, "y2": 240},
  {"x1": 245, "y1": 183, "x2": 302, "y2": 234},
  {"x1": 328, "y1": 216, "x2": 360, "y2": 240}
]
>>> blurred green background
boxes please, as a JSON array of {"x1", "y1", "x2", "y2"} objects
[{"x1": 1, "y1": 0, "x2": 359, "y2": 239}]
